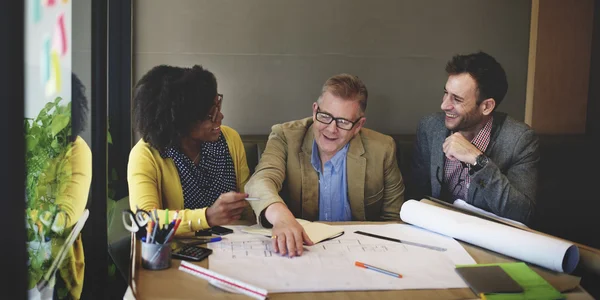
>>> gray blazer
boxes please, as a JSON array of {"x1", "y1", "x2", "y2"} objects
[{"x1": 407, "y1": 112, "x2": 540, "y2": 225}]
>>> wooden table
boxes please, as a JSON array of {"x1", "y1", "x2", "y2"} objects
[{"x1": 124, "y1": 221, "x2": 594, "y2": 300}]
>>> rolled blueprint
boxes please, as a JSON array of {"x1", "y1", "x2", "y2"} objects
[{"x1": 400, "y1": 200, "x2": 580, "y2": 273}]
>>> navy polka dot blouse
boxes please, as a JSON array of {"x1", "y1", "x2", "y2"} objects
[{"x1": 161, "y1": 133, "x2": 237, "y2": 209}]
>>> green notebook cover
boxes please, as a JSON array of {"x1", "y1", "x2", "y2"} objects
[{"x1": 456, "y1": 262, "x2": 564, "y2": 300}]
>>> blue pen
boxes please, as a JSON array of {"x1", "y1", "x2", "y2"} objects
[
  {"x1": 151, "y1": 219, "x2": 159, "y2": 243},
  {"x1": 184, "y1": 236, "x2": 222, "y2": 246}
]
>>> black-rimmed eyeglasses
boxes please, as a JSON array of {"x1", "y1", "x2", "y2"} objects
[
  {"x1": 207, "y1": 93, "x2": 223, "y2": 122},
  {"x1": 315, "y1": 106, "x2": 363, "y2": 131}
]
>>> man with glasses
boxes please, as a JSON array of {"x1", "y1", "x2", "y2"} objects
[
  {"x1": 408, "y1": 51, "x2": 540, "y2": 226},
  {"x1": 246, "y1": 74, "x2": 405, "y2": 257}
]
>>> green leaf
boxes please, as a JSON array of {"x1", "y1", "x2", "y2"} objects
[
  {"x1": 57, "y1": 287, "x2": 69, "y2": 298},
  {"x1": 50, "y1": 114, "x2": 70, "y2": 137},
  {"x1": 26, "y1": 136, "x2": 38, "y2": 151},
  {"x1": 51, "y1": 139, "x2": 60, "y2": 151},
  {"x1": 108, "y1": 263, "x2": 116, "y2": 277},
  {"x1": 36, "y1": 102, "x2": 55, "y2": 121},
  {"x1": 30, "y1": 124, "x2": 42, "y2": 137},
  {"x1": 107, "y1": 199, "x2": 116, "y2": 230},
  {"x1": 107, "y1": 130, "x2": 113, "y2": 144}
]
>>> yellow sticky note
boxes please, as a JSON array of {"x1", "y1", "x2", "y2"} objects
[
  {"x1": 45, "y1": 52, "x2": 61, "y2": 97},
  {"x1": 51, "y1": 52, "x2": 61, "y2": 94}
]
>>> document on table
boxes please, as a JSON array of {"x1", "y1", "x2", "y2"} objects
[
  {"x1": 400, "y1": 200, "x2": 580, "y2": 273},
  {"x1": 208, "y1": 224, "x2": 475, "y2": 293}
]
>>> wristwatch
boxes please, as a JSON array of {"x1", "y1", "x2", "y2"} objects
[{"x1": 471, "y1": 154, "x2": 489, "y2": 172}]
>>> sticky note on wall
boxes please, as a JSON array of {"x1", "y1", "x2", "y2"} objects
[
  {"x1": 58, "y1": 14, "x2": 67, "y2": 56},
  {"x1": 40, "y1": 35, "x2": 51, "y2": 84},
  {"x1": 52, "y1": 14, "x2": 68, "y2": 56},
  {"x1": 32, "y1": 0, "x2": 42, "y2": 23},
  {"x1": 45, "y1": 52, "x2": 61, "y2": 97}
]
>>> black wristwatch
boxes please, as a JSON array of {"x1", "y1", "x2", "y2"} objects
[{"x1": 471, "y1": 154, "x2": 489, "y2": 172}]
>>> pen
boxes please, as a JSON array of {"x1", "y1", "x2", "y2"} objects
[
  {"x1": 354, "y1": 231, "x2": 447, "y2": 252},
  {"x1": 165, "y1": 218, "x2": 182, "y2": 243},
  {"x1": 245, "y1": 197, "x2": 261, "y2": 201},
  {"x1": 151, "y1": 219, "x2": 159, "y2": 244},
  {"x1": 355, "y1": 261, "x2": 402, "y2": 278}
]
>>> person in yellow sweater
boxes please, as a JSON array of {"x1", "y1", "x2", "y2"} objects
[
  {"x1": 128, "y1": 65, "x2": 252, "y2": 235},
  {"x1": 37, "y1": 73, "x2": 91, "y2": 300}
]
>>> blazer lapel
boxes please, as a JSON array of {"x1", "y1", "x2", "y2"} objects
[
  {"x1": 299, "y1": 126, "x2": 319, "y2": 221},
  {"x1": 347, "y1": 133, "x2": 366, "y2": 221},
  {"x1": 430, "y1": 126, "x2": 449, "y2": 198},
  {"x1": 486, "y1": 112, "x2": 507, "y2": 155}
]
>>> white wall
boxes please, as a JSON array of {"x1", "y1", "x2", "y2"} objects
[{"x1": 133, "y1": 0, "x2": 531, "y2": 135}]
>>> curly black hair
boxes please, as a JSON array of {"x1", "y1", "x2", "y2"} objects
[
  {"x1": 445, "y1": 51, "x2": 508, "y2": 109},
  {"x1": 133, "y1": 64, "x2": 218, "y2": 151},
  {"x1": 71, "y1": 73, "x2": 89, "y2": 141}
]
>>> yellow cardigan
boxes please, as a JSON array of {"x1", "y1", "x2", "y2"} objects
[
  {"x1": 128, "y1": 126, "x2": 251, "y2": 233},
  {"x1": 56, "y1": 136, "x2": 92, "y2": 300}
]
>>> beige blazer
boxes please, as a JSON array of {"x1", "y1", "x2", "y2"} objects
[{"x1": 246, "y1": 117, "x2": 404, "y2": 224}]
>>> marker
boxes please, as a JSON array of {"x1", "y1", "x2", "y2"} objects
[
  {"x1": 355, "y1": 261, "x2": 402, "y2": 278},
  {"x1": 165, "y1": 208, "x2": 169, "y2": 228},
  {"x1": 146, "y1": 221, "x2": 153, "y2": 243}
]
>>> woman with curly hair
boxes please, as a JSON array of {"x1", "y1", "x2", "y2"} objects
[{"x1": 128, "y1": 65, "x2": 252, "y2": 234}]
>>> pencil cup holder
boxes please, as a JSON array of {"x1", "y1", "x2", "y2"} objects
[{"x1": 141, "y1": 242, "x2": 172, "y2": 270}]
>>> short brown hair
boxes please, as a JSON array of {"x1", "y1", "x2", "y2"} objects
[
  {"x1": 445, "y1": 51, "x2": 508, "y2": 108},
  {"x1": 320, "y1": 74, "x2": 368, "y2": 112}
]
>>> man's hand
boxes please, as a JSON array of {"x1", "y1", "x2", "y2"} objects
[
  {"x1": 206, "y1": 192, "x2": 249, "y2": 226},
  {"x1": 265, "y1": 203, "x2": 313, "y2": 257},
  {"x1": 443, "y1": 132, "x2": 482, "y2": 164}
]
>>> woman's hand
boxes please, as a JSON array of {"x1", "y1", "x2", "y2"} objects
[{"x1": 205, "y1": 192, "x2": 249, "y2": 226}]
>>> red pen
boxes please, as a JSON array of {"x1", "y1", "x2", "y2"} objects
[{"x1": 167, "y1": 218, "x2": 182, "y2": 243}]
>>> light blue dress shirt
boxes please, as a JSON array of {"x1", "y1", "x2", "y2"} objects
[{"x1": 311, "y1": 141, "x2": 352, "y2": 221}]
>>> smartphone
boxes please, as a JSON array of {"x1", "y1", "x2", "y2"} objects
[
  {"x1": 172, "y1": 245, "x2": 212, "y2": 262},
  {"x1": 194, "y1": 229, "x2": 212, "y2": 237},
  {"x1": 209, "y1": 226, "x2": 234, "y2": 236}
]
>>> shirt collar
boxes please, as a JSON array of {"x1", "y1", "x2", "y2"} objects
[
  {"x1": 311, "y1": 140, "x2": 349, "y2": 172},
  {"x1": 471, "y1": 116, "x2": 493, "y2": 152}
]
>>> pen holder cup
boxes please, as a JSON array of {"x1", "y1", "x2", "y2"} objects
[{"x1": 141, "y1": 241, "x2": 172, "y2": 270}]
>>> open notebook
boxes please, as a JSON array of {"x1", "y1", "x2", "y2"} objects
[{"x1": 241, "y1": 219, "x2": 344, "y2": 244}]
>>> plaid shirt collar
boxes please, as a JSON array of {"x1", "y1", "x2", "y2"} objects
[{"x1": 470, "y1": 116, "x2": 493, "y2": 154}]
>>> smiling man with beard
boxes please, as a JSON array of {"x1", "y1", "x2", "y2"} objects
[
  {"x1": 408, "y1": 51, "x2": 540, "y2": 226},
  {"x1": 246, "y1": 74, "x2": 405, "y2": 258}
]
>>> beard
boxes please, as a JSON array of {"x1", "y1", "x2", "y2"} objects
[{"x1": 445, "y1": 109, "x2": 484, "y2": 133}]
